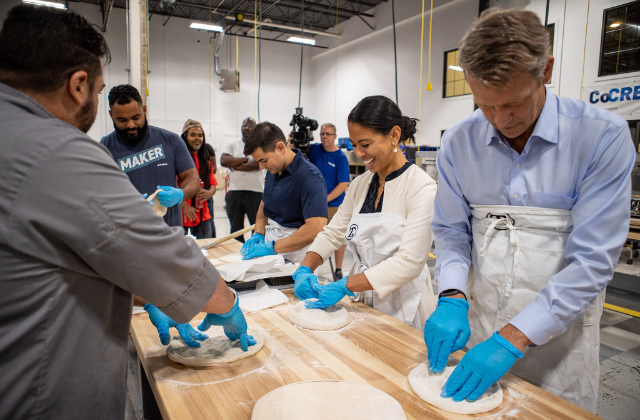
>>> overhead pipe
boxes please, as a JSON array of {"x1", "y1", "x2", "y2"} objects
[{"x1": 224, "y1": 15, "x2": 341, "y2": 38}]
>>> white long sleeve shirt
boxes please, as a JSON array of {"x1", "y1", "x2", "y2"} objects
[{"x1": 308, "y1": 163, "x2": 438, "y2": 323}]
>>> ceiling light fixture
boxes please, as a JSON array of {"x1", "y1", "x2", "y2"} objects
[
  {"x1": 448, "y1": 65, "x2": 463, "y2": 72},
  {"x1": 611, "y1": 22, "x2": 621, "y2": 27},
  {"x1": 287, "y1": 37, "x2": 316, "y2": 46},
  {"x1": 190, "y1": 22, "x2": 224, "y2": 32},
  {"x1": 22, "y1": 0, "x2": 66, "y2": 9}
]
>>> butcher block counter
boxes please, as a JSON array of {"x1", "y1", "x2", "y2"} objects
[{"x1": 129, "y1": 239, "x2": 598, "y2": 420}]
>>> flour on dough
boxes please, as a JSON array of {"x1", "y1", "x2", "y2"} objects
[
  {"x1": 408, "y1": 360, "x2": 503, "y2": 414},
  {"x1": 146, "y1": 189, "x2": 167, "y2": 217},
  {"x1": 288, "y1": 299, "x2": 350, "y2": 331},
  {"x1": 166, "y1": 328, "x2": 265, "y2": 366}
]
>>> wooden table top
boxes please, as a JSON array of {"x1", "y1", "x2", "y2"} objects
[{"x1": 129, "y1": 239, "x2": 598, "y2": 420}]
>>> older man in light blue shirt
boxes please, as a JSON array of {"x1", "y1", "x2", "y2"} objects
[{"x1": 424, "y1": 9, "x2": 634, "y2": 413}]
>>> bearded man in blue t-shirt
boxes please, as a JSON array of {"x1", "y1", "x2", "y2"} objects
[
  {"x1": 308, "y1": 123, "x2": 350, "y2": 280},
  {"x1": 101, "y1": 85, "x2": 199, "y2": 227}
]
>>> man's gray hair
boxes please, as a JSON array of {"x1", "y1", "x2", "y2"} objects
[
  {"x1": 459, "y1": 8, "x2": 550, "y2": 86},
  {"x1": 321, "y1": 123, "x2": 336, "y2": 134}
]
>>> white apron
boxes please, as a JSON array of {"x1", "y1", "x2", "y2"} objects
[
  {"x1": 345, "y1": 212, "x2": 433, "y2": 329},
  {"x1": 264, "y1": 218, "x2": 310, "y2": 264},
  {"x1": 467, "y1": 204, "x2": 604, "y2": 413}
]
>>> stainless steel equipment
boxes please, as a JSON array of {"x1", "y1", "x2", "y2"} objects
[
  {"x1": 219, "y1": 69, "x2": 239, "y2": 92},
  {"x1": 416, "y1": 151, "x2": 438, "y2": 181},
  {"x1": 342, "y1": 149, "x2": 367, "y2": 182}
]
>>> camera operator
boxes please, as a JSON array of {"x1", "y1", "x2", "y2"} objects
[
  {"x1": 240, "y1": 122, "x2": 328, "y2": 264},
  {"x1": 289, "y1": 107, "x2": 318, "y2": 158}
]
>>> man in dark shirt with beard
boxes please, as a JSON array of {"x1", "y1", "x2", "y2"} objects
[{"x1": 101, "y1": 85, "x2": 199, "y2": 227}]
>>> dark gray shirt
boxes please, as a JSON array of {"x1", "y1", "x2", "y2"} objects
[{"x1": 0, "y1": 83, "x2": 220, "y2": 420}]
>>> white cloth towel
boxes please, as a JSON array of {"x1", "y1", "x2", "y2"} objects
[
  {"x1": 239, "y1": 284, "x2": 289, "y2": 313},
  {"x1": 213, "y1": 255, "x2": 285, "y2": 281}
]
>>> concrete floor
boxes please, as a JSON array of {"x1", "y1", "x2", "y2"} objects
[{"x1": 125, "y1": 193, "x2": 640, "y2": 419}]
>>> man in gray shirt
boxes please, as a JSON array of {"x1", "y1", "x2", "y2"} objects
[{"x1": 0, "y1": 6, "x2": 252, "y2": 420}]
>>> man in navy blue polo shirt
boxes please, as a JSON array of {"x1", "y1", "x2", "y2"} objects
[
  {"x1": 309, "y1": 123, "x2": 350, "y2": 280},
  {"x1": 240, "y1": 122, "x2": 327, "y2": 264},
  {"x1": 101, "y1": 85, "x2": 199, "y2": 227}
]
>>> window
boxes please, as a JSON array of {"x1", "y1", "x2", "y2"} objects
[
  {"x1": 547, "y1": 23, "x2": 555, "y2": 56},
  {"x1": 546, "y1": 23, "x2": 555, "y2": 84},
  {"x1": 443, "y1": 49, "x2": 472, "y2": 98},
  {"x1": 599, "y1": 1, "x2": 640, "y2": 77}
]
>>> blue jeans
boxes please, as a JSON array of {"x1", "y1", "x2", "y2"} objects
[
  {"x1": 203, "y1": 197, "x2": 216, "y2": 238},
  {"x1": 184, "y1": 222, "x2": 212, "y2": 239}
]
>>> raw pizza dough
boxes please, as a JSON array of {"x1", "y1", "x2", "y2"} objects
[
  {"x1": 288, "y1": 299, "x2": 350, "y2": 331},
  {"x1": 209, "y1": 252, "x2": 244, "y2": 266},
  {"x1": 146, "y1": 189, "x2": 167, "y2": 217},
  {"x1": 251, "y1": 380, "x2": 407, "y2": 420},
  {"x1": 408, "y1": 360, "x2": 503, "y2": 414},
  {"x1": 166, "y1": 328, "x2": 265, "y2": 366}
]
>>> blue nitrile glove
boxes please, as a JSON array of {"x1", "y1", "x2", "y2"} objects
[
  {"x1": 144, "y1": 303, "x2": 208, "y2": 347},
  {"x1": 240, "y1": 233, "x2": 265, "y2": 255},
  {"x1": 198, "y1": 293, "x2": 257, "y2": 351},
  {"x1": 242, "y1": 241, "x2": 277, "y2": 260},
  {"x1": 424, "y1": 297, "x2": 471, "y2": 374},
  {"x1": 157, "y1": 185, "x2": 183, "y2": 207},
  {"x1": 293, "y1": 266, "x2": 320, "y2": 301},
  {"x1": 442, "y1": 331, "x2": 523, "y2": 402},
  {"x1": 304, "y1": 277, "x2": 354, "y2": 309}
]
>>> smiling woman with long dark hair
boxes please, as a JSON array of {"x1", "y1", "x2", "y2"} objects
[{"x1": 180, "y1": 119, "x2": 218, "y2": 239}]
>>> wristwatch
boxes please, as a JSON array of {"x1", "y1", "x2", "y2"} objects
[{"x1": 439, "y1": 289, "x2": 467, "y2": 300}]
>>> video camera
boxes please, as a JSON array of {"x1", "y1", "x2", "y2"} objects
[{"x1": 289, "y1": 107, "x2": 318, "y2": 158}]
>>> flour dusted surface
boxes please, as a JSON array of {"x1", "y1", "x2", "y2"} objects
[{"x1": 408, "y1": 360, "x2": 503, "y2": 414}]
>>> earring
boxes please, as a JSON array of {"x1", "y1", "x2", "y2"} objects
[{"x1": 393, "y1": 144, "x2": 398, "y2": 153}]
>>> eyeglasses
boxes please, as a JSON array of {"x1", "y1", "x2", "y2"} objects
[{"x1": 320, "y1": 132, "x2": 336, "y2": 136}]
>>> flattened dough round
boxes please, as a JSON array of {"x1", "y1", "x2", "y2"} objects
[
  {"x1": 408, "y1": 360, "x2": 503, "y2": 414},
  {"x1": 166, "y1": 328, "x2": 265, "y2": 366},
  {"x1": 288, "y1": 299, "x2": 350, "y2": 330},
  {"x1": 251, "y1": 380, "x2": 406, "y2": 420}
]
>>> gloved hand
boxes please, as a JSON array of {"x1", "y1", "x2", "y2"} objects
[
  {"x1": 240, "y1": 233, "x2": 265, "y2": 255},
  {"x1": 424, "y1": 297, "x2": 471, "y2": 374},
  {"x1": 442, "y1": 331, "x2": 523, "y2": 402},
  {"x1": 242, "y1": 241, "x2": 277, "y2": 260},
  {"x1": 198, "y1": 292, "x2": 257, "y2": 351},
  {"x1": 304, "y1": 277, "x2": 354, "y2": 309},
  {"x1": 157, "y1": 185, "x2": 184, "y2": 207},
  {"x1": 293, "y1": 266, "x2": 320, "y2": 300},
  {"x1": 144, "y1": 303, "x2": 208, "y2": 347}
]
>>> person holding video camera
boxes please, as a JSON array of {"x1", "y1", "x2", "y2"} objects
[{"x1": 241, "y1": 122, "x2": 328, "y2": 264}]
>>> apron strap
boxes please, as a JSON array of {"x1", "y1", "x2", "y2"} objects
[{"x1": 480, "y1": 218, "x2": 520, "y2": 298}]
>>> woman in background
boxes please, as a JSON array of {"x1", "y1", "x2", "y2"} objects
[
  {"x1": 204, "y1": 143, "x2": 217, "y2": 238},
  {"x1": 180, "y1": 119, "x2": 217, "y2": 239}
]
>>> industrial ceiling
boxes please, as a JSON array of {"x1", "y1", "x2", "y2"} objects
[{"x1": 71, "y1": 0, "x2": 384, "y2": 39}]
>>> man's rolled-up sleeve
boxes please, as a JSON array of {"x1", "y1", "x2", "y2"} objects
[{"x1": 12, "y1": 135, "x2": 218, "y2": 323}]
